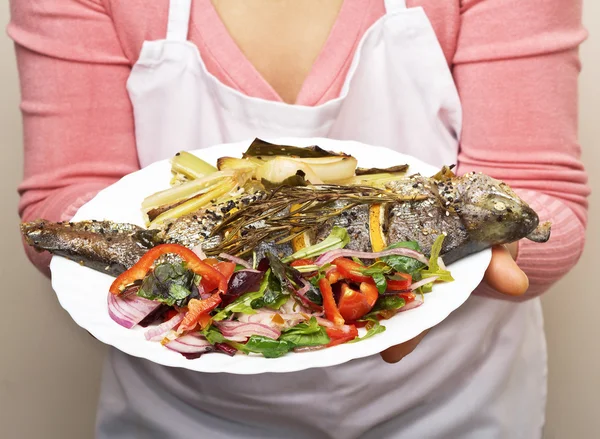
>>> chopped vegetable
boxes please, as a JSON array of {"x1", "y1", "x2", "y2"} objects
[
  {"x1": 255, "y1": 157, "x2": 324, "y2": 185},
  {"x1": 142, "y1": 170, "x2": 236, "y2": 218},
  {"x1": 380, "y1": 241, "x2": 426, "y2": 275},
  {"x1": 149, "y1": 176, "x2": 239, "y2": 227},
  {"x1": 325, "y1": 325, "x2": 359, "y2": 347},
  {"x1": 109, "y1": 244, "x2": 228, "y2": 296},
  {"x1": 236, "y1": 336, "x2": 296, "y2": 358},
  {"x1": 137, "y1": 262, "x2": 198, "y2": 307},
  {"x1": 337, "y1": 282, "x2": 378, "y2": 322},
  {"x1": 217, "y1": 157, "x2": 260, "y2": 172},
  {"x1": 279, "y1": 317, "x2": 330, "y2": 346},
  {"x1": 178, "y1": 293, "x2": 222, "y2": 333},
  {"x1": 319, "y1": 278, "x2": 345, "y2": 326},
  {"x1": 171, "y1": 151, "x2": 218, "y2": 180},
  {"x1": 332, "y1": 258, "x2": 371, "y2": 283},
  {"x1": 421, "y1": 235, "x2": 454, "y2": 283},
  {"x1": 244, "y1": 138, "x2": 342, "y2": 159},
  {"x1": 348, "y1": 318, "x2": 386, "y2": 343}
]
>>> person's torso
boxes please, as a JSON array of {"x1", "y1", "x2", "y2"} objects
[{"x1": 96, "y1": 1, "x2": 547, "y2": 438}]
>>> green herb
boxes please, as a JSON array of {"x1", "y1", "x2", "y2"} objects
[
  {"x1": 237, "y1": 336, "x2": 296, "y2": 358},
  {"x1": 137, "y1": 262, "x2": 197, "y2": 307},
  {"x1": 371, "y1": 273, "x2": 387, "y2": 294},
  {"x1": 202, "y1": 325, "x2": 226, "y2": 345},
  {"x1": 283, "y1": 226, "x2": 350, "y2": 263},
  {"x1": 359, "y1": 261, "x2": 393, "y2": 294},
  {"x1": 235, "y1": 318, "x2": 331, "y2": 358},
  {"x1": 381, "y1": 241, "x2": 426, "y2": 275},
  {"x1": 348, "y1": 318, "x2": 386, "y2": 343},
  {"x1": 279, "y1": 317, "x2": 330, "y2": 347},
  {"x1": 363, "y1": 296, "x2": 407, "y2": 320},
  {"x1": 251, "y1": 272, "x2": 289, "y2": 310},
  {"x1": 421, "y1": 235, "x2": 454, "y2": 283}
]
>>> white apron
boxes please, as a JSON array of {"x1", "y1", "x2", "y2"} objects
[{"x1": 96, "y1": 1, "x2": 547, "y2": 437}]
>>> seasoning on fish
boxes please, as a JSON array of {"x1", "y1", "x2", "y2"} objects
[{"x1": 20, "y1": 167, "x2": 551, "y2": 276}]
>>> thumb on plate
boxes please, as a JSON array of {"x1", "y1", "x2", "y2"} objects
[{"x1": 483, "y1": 245, "x2": 529, "y2": 296}]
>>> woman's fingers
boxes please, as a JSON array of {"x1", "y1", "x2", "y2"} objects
[
  {"x1": 483, "y1": 245, "x2": 529, "y2": 296},
  {"x1": 380, "y1": 330, "x2": 429, "y2": 363}
]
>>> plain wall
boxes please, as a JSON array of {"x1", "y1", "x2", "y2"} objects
[{"x1": 0, "y1": 2, "x2": 598, "y2": 439}]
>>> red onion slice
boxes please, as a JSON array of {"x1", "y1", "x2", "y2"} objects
[
  {"x1": 410, "y1": 276, "x2": 439, "y2": 291},
  {"x1": 215, "y1": 321, "x2": 281, "y2": 340},
  {"x1": 218, "y1": 253, "x2": 252, "y2": 269},
  {"x1": 399, "y1": 294, "x2": 424, "y2": 312},
  {"x1": 166, "y1": 334, "x2": 214, "y2": 354},
  {"x1": 107, "y1": 293, "x2": 161, "y2": 329},
  {"x1": 145, "y1": 312, "x2": 185, "y2": 341},
  {"x1": 315, "y1": 248, "x2": 429, "y2": 267}
]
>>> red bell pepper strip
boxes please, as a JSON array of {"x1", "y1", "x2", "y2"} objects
[
  {"x1": 178, "y1": 293, "x2": 222, "y2": 334},
  {"x1": 326, "y1": 325, "x2": 359, "y2": 347},
  {"x1": 386, "y1": 273, "x2": 412, "y2": 292},
  {"x1": 202, "y1": 261, "x2": 236, "y2": 292},
  {"x1": 290, "y1": 258, "x2": 314, "y2": 268},
  {"x1": 109, "y1": 244, "x2": 228, "y2": 296},
  {"x1": 332, "y1": 258, "x2": 371, "y2": 283},
  {"x1": 319, "y1": 278, "x2": 345, "y2": 326}
]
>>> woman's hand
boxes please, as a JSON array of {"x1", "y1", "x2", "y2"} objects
[{"x1": 380, "y1": 243, "x2": 527, "y2": 363}]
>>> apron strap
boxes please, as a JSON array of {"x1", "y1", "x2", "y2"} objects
[
  {"x1": 166, "y1": 0, "x2": 192, "y2": 41},
  {"x1": 384, "y1": 0, "x2": 407, "y2": 13}
]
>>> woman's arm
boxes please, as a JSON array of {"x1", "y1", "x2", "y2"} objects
[
  {"x1": 454, "y1": 0, "x2": 590, "y2": 300},
  {"x1": 9, "y1": 0, "x2": 140, "y2": 275}
]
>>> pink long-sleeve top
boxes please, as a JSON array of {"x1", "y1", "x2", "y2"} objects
[{"x1": 9, "y1": 0, "x2": 589, "y2": 299}]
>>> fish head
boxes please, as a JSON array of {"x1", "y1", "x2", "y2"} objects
[{"x1": 443, "y1": 172, "x2": 540, "y2": 245}]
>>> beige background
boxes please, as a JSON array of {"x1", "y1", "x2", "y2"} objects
[{"x1": 0, "y1": 2, "x2": 598, "y2": 439}]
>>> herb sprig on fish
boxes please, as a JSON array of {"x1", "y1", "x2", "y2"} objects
[{"x1": 209, "y1": 184, "x2": 426, "y2": 257}]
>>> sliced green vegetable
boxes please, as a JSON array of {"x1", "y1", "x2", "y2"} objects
[
  {"x1": 149, "y1": 177, "x2": 238, "y2": 227},
  {"x1": 171, "y1": 151, "x2": 218, "y2": 180},
  {"x1": 283, "y1": 226, "x2": 350, "y2": 263}
]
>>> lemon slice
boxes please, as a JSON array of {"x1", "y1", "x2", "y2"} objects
[{"x1": 369, "y1": 204, "x2": 387, "y2": 252}]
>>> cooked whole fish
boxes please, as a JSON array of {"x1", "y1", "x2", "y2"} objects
[{"x1": 20, "y1": 169, "x2": 551, "y2": 275}]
